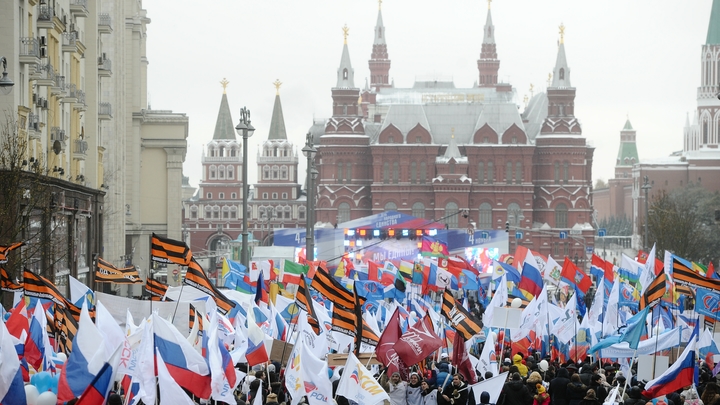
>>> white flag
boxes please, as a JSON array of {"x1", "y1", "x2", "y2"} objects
[
  {"x1": 471, "y1": 371, "x2": 509, "y2": 404},
  {"x1": 253, "y1": 380, "x2": 264, "y2": 405},
  {"x1": 209, "y1": 312, "x2": 240, "y2": 404},
  {"x1": 284, "y1": 341, "x2": 305, "y2": 405},
  {"x1": 639, "y1": 244, "x2": 656, "y2": 296},
  {"x1": 300, "y1": 339, "x2": 334, "y2": 405},
  {"x1": 156, "y1": 349, "x2": 197, "y2": 405},
  {"x1": 603, "y1": 278, "x2": 621, "y2": 336},
  {"x1": 336, "y1": 351, "x2": 391, "y2": 405},
  {"x1": 543, "y1": 256, "x2": 563, "y2": 286},
  {"x1": 476, "y1": 330, "x2": 498, "y2": 377},
  {"x1": 552, "y1": 293, "x2": 578, "y2": 344},
  {"x1": 483, "y1": 274, "x2": 508, "y2": 327}
]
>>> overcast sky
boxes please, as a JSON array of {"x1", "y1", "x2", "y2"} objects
[{"x1": 144, "y1": 0, "x2": 713, "y2": 189}]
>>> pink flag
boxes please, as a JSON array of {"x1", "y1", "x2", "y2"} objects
[{"x1": 393, "y1": 315, "x2": 442, "y2": 367}]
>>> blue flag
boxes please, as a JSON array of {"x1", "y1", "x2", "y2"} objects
[{"x1": 620, "y1": 306, "x2": 650, "y2": 350}]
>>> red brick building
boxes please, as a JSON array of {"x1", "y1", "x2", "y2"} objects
[{"x1": 310, "y1": 5, "x2": 596, "y2": 261}]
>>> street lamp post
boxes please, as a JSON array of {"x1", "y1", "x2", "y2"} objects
[
  {"x1": 302, "y1": 132, "x2": 318, "y2": 262},
  {"x1": 0, "y1": 57, "x2": 14, "y2": 95},
  {"x1": 641, "y1": 175, "x2": 652, "y2": 251},
  {"x1": 235, "y1": 107, "x2": 255, "y2": 267}
]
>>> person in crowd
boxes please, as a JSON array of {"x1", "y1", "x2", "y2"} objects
[
  {"x1": 588, "y1": 373, "x2": 608, "y2": 403},
  {"x1": 478, "y1": 392, "x2": 493, "y2": 405},
  {"x1": 248, "y1": 379, "x2": 267, "y2": 405},
  {"x1": 436, "y1": 362, "x2": 452, "y2": 390},
  {"x1": 499, "y1": 372, "x2": 532, "y2": 405},
  {"x1": 408, "y1": 373, "x2": 424, "y2": 405},
  {"x1": 513, "y1": 354, "x2": 529, "y2": 378},
  {"x1": 681, "y1": 385, "x2": 703, "y2": 405},
  {"x1": 266, "y1": 393, "x2": 280, "y2": 405},
  {"x1": 421, "y1": 380, "x2": 438, "y2": 405},
  {"x1": 579, "y1": 389, "x2": 600, "y2": 405},
  {"x1": 332, "y1": 368, "x2": 349, "y2": 405},
  {"x1": 566, "y1": 373, "x2": 588, "y2": 405},
  {"x1": 526, "y1": 371, "x2": 544, "y2": 397},
  {"x1": 701, "y1": 382, "x2": 720, "y2": 405},
  {"x1": 548, "y1": 367, "x2": 571, "y2": 405},
  {"x1": 623, "y1": 386, "x2": 646, "y2": 405},
  {"x1": 533, "y1": 384, "x2": 550, "y2": 405},
  {"x1": 107, "y1": 394, "x2": 122, "y2": 405},
  {"x1": 381, "y1": 371, "x2": 409, "y2": 405},
  {"x1": 441, "y1": 374, "x2": 469, "y2": 405}
]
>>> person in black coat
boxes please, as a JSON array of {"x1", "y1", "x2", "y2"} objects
[
  {"x1": 440, "y1": 374, "x2": 470, "y2": 405},
  {"x1": 587, "y1": 374, "x2": 607, "y2": 403},
  {"x1": 548, "y1": 367, "x2": 571, "y2": 405},
  {"x1": 498, "y1": 372, "x2": 532, "y2": 405},
  {"x1": 566, "y1": 374, "x2": 588, "y2": 405}
]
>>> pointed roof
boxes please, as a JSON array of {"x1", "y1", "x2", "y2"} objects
[
  {"x1": 623, "y1": 119, "x2": 633, "y2": 131},
  {"x1": 443, "y1": 134, "x2": 463, "y2": 159},
  {"x1": 212, "y1": 92, "x2": 236, "y2": 140},
  {"x1": 336, "y1": 26, "x2": 356, "y2": 88},
  {"x1": 267, "y1": 94, "x2": 287, "y2": 140},
  {"x1": 708, "y1": 0, "x2": 720, "y2": 45},
  {"x1": 483, "y1": 7, "x2": 495, "y2": 45},
  {"x1": 374, "y1": 5, "x2": 386, "y2": 45},
  {"x1": 551, "y1": 43, "x2": 571, "y2": 88}
]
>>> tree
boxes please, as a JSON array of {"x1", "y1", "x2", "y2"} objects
[
  {"x1": 597, "y1": 215, "x2": 632, "y2": 236},
  {"x1": 594, "y1": 178, "x2": 608, "y2": 189},
  {"x1": 646, "y1": 184, "x2": 720, "y2": 263}
]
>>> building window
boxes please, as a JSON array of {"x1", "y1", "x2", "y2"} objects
[
  {"x1": 299, "y1": 209, "x2": 306, "y2": 220},
  {"x1": 338, "y1": 202, "x2": 351, "y2": 224},
  {"x1": 416, "y1": 136, "x2": 421, "y2": 144},
  {"x1": 282, "y1": 192, "x2": 287, "y2": 199},
  {"x1": 555, "y1": 203, "x2": 568, "y2": 228},
  {"x1": 478, "y1": 162, "x2": 485, "y2": 184},
  {"x1": 210, "y1": 168, "x2": 216, "y2": 179},
  {"x1": 190, "y1": 206, "x2": 198, "y2": 219},
  {"x1": 507, "y1": 202, "x2": 521, "y2": 227},
  {"x1": 420, "y1": 162, "x2": 427, "y2": 183},
  {"x1": 231, "y1": 193, "x2": 237, "y2": 199},
  {"x1": 338, "y1": 162, "x2": 344, "y2": 183},
  {"x1": 444, "y1": 202, "x2": 459, "y2": 229},
  {"x1": 388, "y1": 135, "x2": 394, "y2": 143},
  {"x1": 515, "y1": 162, "x2": 522, "y2": 184},
  {"x1": 479, "y1": 203, "x2": 492, "y2": 229},
  {"x1": 559, "y1": 68, "x2": 565, "y2": 80},
  {"x1": 487, "y1": 162, "x2": 494, "y2": 183},
  {"x1": 410, "y1": 162, "x2": 417, "y2": 184},
  {"x1": 263, "y1": 166, "x2": 270, "y2": 179},
  {"x1": 449, "y1": 161, "x2": 456, "y2": 174},
  {"x1": 412, "y1": 202, "x2": 425, "y2": 218},
  {"x1": 281, "y1": 166, "x2": 288, "y2": 179},
  {"x1": 483, "y1": 137, "x2": 489, "y2": 143},
  {"x1": 385, "y1": 202, "x2": 397, "y2": 211},
  {"x1": 345, "y1": 163, "x2": 351, "y2": 182},
  {"x1": 272, "y1": 193, "x2": 278, "y2": 199},
  {"x1": 554, "y1": 242, "x2": 559, "y2": 256},
  {"x1": 228, "y1": 168, "x2": 234, "y2": 179},
  {"x1": 262, "y1": 192, "x2": 268, "y2": 199},
  {"x1": 219, "y1": 193, "x2": 224, "y2": 199},
  {"x1": 392, "y1": 162, "x2": 399, "y2": 184},
  {"x1": 511, "y1": 136, "x2": 517, "y2": 144},
  {"x1": 383, "y1": 162, "x2": 389, "y2": 184},
  {"x1": 213, "y1": 211, "x2": 219, "y2": 219},
  {"x1": 554, "y1": 162, "x2": 560, "y2": 183},
  {"x1": 273, "y1": 166, "x2": 279, "y2": 179},
  {"x1": 563, "y1": 162, "x2": 569, "y2": 184},
  {"x1": 219, "y1": 167, "x2": 224, "y2": 178},
  {"x1": 223, "y1": 210, "x2": 229, "y2": 219},
  {"x1": 506, "y1": 162, "x2": 512, "y2": 184},
  {"x1": 563, "y1": 243, "x2": 570, "y2": 256},
  {"x1": 207, "y1": 193, "x2": 212, "y2": 199}
]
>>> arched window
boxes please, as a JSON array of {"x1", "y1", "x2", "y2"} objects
[
  {"x1": 345, "y1": 163, "x2": 352, "y2": 182},
  {"x1": 559, "y1": 68, "x2": 565, "y2": 80},
  {"x1": 554, "y1": 162, "x2": 560, "y2": 183},
  {"x1": 338, "y1": 202, "x2": 351, "y2": 224},
  {"x1": 515, "y1": 162, "x2": 522, "y2": 184},
  {"x1": 281, "y1": 166, "x2": 288, "y2": 180},
  {"x1": 263, "y1": 166, "x2": 270, "y2": 179},
  {"x1": 444, "y1": 202, "x2": 459, "y2": 229},
  {"x1": 210, "y1": 165, "x2": 216, "y2": 179},
  {"x1": 412, "y1": 202, "x2": 425, "y2": 219},
  {"x1": 272, "y1": 165, "x2": 279, "y2": 179},
  {"x1": 449, "y1": 161, "x2": 456, "y2": 174},
  {"x1": 478, "y1": 162, "x2": 485, "y2": 184},
  {"x1": 392, "y1": 162, "x2": 399, "y2": 184},
  {"x1": 218, "y1": 165, "x2": 225, "y2": 179},
  {"x1": 507, "y1": 203, "x2": 521, "y2": 227},
  {"x1": 479, "y1": 203, "x2": 492, "y2": 229},
  {"x1": 410, "y1": 162, "x2": 417, "y2": 184},
  {"x1": 384, "y1": 202, "x2": 397, "y2": 211},
  {"x1": 228, "y1": 167, "x2": 234, "y2": 179},
  {"x1": 420, "y1": 162, "x2": 427, "y2": 183},
  {"x1": 563, "y1": 162, "x2": 569, "y2": 184},
  {"x1": 506, "y1": 162, "x2": 512, "y2": 184},
  {"x1": 383, "y1": 162, "x2": 389, "y2": 184},
  {"x1": 487, "y1": 162, "x2": 494, "y2": 183},
  {"x1": 343, "y1": 69, "x2": 348, "y2": 80},
  {"x1": 555, "y1": 203, "x2": 568, "y2": 228}
]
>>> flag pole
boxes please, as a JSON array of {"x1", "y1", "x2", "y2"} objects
[
  {"x1": 651, "y1": 304, "x2": 662, "y2": 380},
  {"x1": 170, "y1": 267, "x2": 186, "y2": 323}
]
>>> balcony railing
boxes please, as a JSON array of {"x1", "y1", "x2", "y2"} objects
[
  {"x1": 51, "y1": 127, "x2": 66, "y2": 143},
  {"x1": 35, "y1": 62, "x2": 56, "y2": 86},
  {"x1": 73, "y1": 139, "x2": 88, "y2": 155},
  {"x1": 98, "y1": 57, "x2": 112, "y2": 76},
  {"x1": 98, "y1": 13, "x2": 112, "y2": 33},
  {"x1": 63, "y1": 83, "x2": 77, "y2": 103},
  {"x1": 27, "y1": 113, "x2": 40, "y2": 133},
  {"x1": 69, "y1": 0, "x2": 89, "y2": 17},
  {"x1": 37, "y1": 5, "x2": 54, "y2": 26},
  {"x1": 62, "y1": 32, "x2": 77, "y2": 52},
  {"x1": 98, "y1": 102, "x2": 113, "y2": 119},
  {"x1": 73, "y1": 90, "x2": 86, "y2": 111},
  {"x1": 51, "y1": 75, "x2": 66, "y2": 96},
  {"x1": 19, "y1": 38, "x2": 40, "y2": 63}
]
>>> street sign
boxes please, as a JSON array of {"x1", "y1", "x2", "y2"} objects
[
  {"x1": 481, "y1": 231, "x2": 490, "y2": 239},
  {"x1": 598, "y1": 228, "x2": 607, "y2": 237},
  {"x1": 585, "y1": 246, "x2": 594, "y2": 254},
  {"x1": 559, "y1": 231, "x2": 567, "y2": 239},
  {"x1": 515, "y1": 231, "x2": 524, "y2": 239}
]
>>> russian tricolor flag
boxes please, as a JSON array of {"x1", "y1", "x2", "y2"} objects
[
  {"x1": 246, "y1": 307, "x2": 269, "y2": 366},
  {"x1": 642, "y1": 324, "x2": 699, "y2": 399},
  {"x1": 24, "y1": 303, "x2": 47, "y2": 371},
  {"x1": 153, "y1": 313, "x2": 212, "y2": 399},
  {"x1": 518, "y1": 262, "x2": 544, "y2": 298},
  {"x1": 0, "y1": 319, "x2": 26, "y2": 405},
  {"x1": 75, "y1": 361, "x2": 114, "y2": 405}
]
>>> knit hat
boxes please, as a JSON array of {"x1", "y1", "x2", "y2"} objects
[
  {"x1": 584, "y1": 390, "x2": 597, "y2": 400},
  {"x1": 536, "y1": 384, "x2": 546, "y2": 394},
  {"x1": 267, "y1": 394, "x2": 279, "y2": 402}
]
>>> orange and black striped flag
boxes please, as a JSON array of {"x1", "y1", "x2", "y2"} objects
[
  {"x1": 23, "y1": 269, "x2": 67, "y2": 308},
  {"x1": 331, "y1": 300, "x2": 380, "y2": 350},
  {"x1": 640, "y1": 272, "x2": 667, "y2": 310},
  {"x1": 673, "y1": 256, "x2": 720, "y2": 292},
  {"x1": 184, "y1": 258, "x2": 236, "y2": 315},
  {"x1": 145, "y1": 277, "x2": 170, "y2": 300},
  {"x1": 65, "y1": 300, "x2": 96, "y2": 323},
  {"x1": 295, "y1": 274, "x2": 320, "y2": 335},
  {"x1": 0, "y1": 242, "x2": 24, "y2": 264},
  {"x1": 0, "y1": 267, "x2": 22, "y2": 292},
  {"x1": 54, "y1": 304, "x2": 78, "y2": 354},
  {"x1": 440, "y1": 289, "x2": 482, "y2": 340},
  {"x1": 95, "y1": 257, "x2": 143, "y2": 284},
  {"x1": 151, "y1": 233, "x2": 192, "y2": 266},
  {"x1": 312, "y1": 266, "x2": 365, "y2": 310},
  {"x1": 189, "y1": 304, "x2": 204, "y2": 333}
]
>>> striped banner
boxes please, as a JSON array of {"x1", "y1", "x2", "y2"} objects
[
  {"x1": 150, "y1": 233, "x2": 191, "y2": 266},
  {"x1": 640, "y1": 272, "x2": 667, "y2": 310},
  {"x1": 441, "y1": 289, "x2": 483, "y2": 340},
  {"x1": 0, "y1": 242, "x2": 24, "y2": 264},
  {"x1": 183, "y1": 258, "x2": 235, "y2": 315},
  {"x1": 145, "y1": 277, "x2": 170, "y2": 300},
  {"x1": 23, "y1": 269, "x2": 67, "y2": 308},
  {"x1": 54, "y1": 304, "x2": 78, "y2": 354},
  {"x1": 188, "y1": 304, "x2": 204, "y2": 333},
  {"x1": 673, "y1": 256, "x2": 720, "y2": 292},
  {"x1": 312, "y1": 266, "x2": 365, "y2": 310},
  {"x1": 295, "y1": 274, "x2": 320, "y2": 334},
  {"x1": 95, "y1": 257, "x2": 143, "y2": 284},
  {"x1": 0, "y1": 267, "x2": 23, "y2": 292}
]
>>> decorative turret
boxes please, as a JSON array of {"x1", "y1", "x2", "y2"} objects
[
  {"x1": 615, "y1": 118, "x2": 639, "y2": 178},
  {"x1": 327, "y1": 25, "x2": 364, "y2": 133},
  {"x1": 267, "y1": 79, "x2": 287, "y2": 140},
  {"x1": 369, "y1": 0, "x2": 391, "y2": 91},
  {"x1": 477, "y1": 0, "x2": 500, "y2": 87},
  {"x1": 539, "y1": 24, "x2": 581, "y2": 136},
  {"x1": 212, "y1": 78, "x2": 237, "y2": 140},
  {"x1": 337, "y1": 25, "x2": 356, "y2": 89}
]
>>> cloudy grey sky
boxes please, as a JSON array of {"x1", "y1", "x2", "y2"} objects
[{"x1": 144, "y1": 0, "x2": 713, "y2": 189}]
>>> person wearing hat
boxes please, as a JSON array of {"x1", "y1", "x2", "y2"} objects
[
  {"x1": 407, "y1": 373, "x2": 424, "y2": 405},
  {"x1": 381, "y1": 371, "x2": 409, "y2": 405},
  {"x1": 498, "y1": 372, "x2": 532, "y2": 405},
  {"x1": 436, "y1": 362, "x2": 452, "y2": 391},
  {"x1": 513, "y1": 354, "x2": 529, "y2": 378},
  {"x1": 534, "y1": 384, "x2": 550, "y2": 405},
  {"x1": 578, "y1": 389, "x2": 600, "y2": 405},
  {"x1": 548, "y1": 367, "x2": 571, "y2": 405},
  {"x1": 588, "y1": 374, "x2": 607, "y2": 403},
  {"x1": 266, "y1": 393, "x2": 280, "y2": 405}
]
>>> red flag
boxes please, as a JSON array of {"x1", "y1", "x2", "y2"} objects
[
  {"x1": 367, "y1": 261, "x2": 381, "y2": 282},
  {"x1": 654, "y1": 258, "x2": 664, "y2": 276},
  {"x1": 394, "y1": 315, "x2": 442, "y2": 367},
  {"x1": 377, "y1": 309, "x2": 406, "y2": 377},
  {"x1": 447, "y1": 256, "x2": 478, "y2": 278},
  {"x1": 707, "y1": 262, "x2": 717, "y2": 280},
  {"x1": 561, "y1": 257, "x2": 592, "y2": 294},
  {"x1": 452, "y1": 331, "x2": 477, "y2": 384}
]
